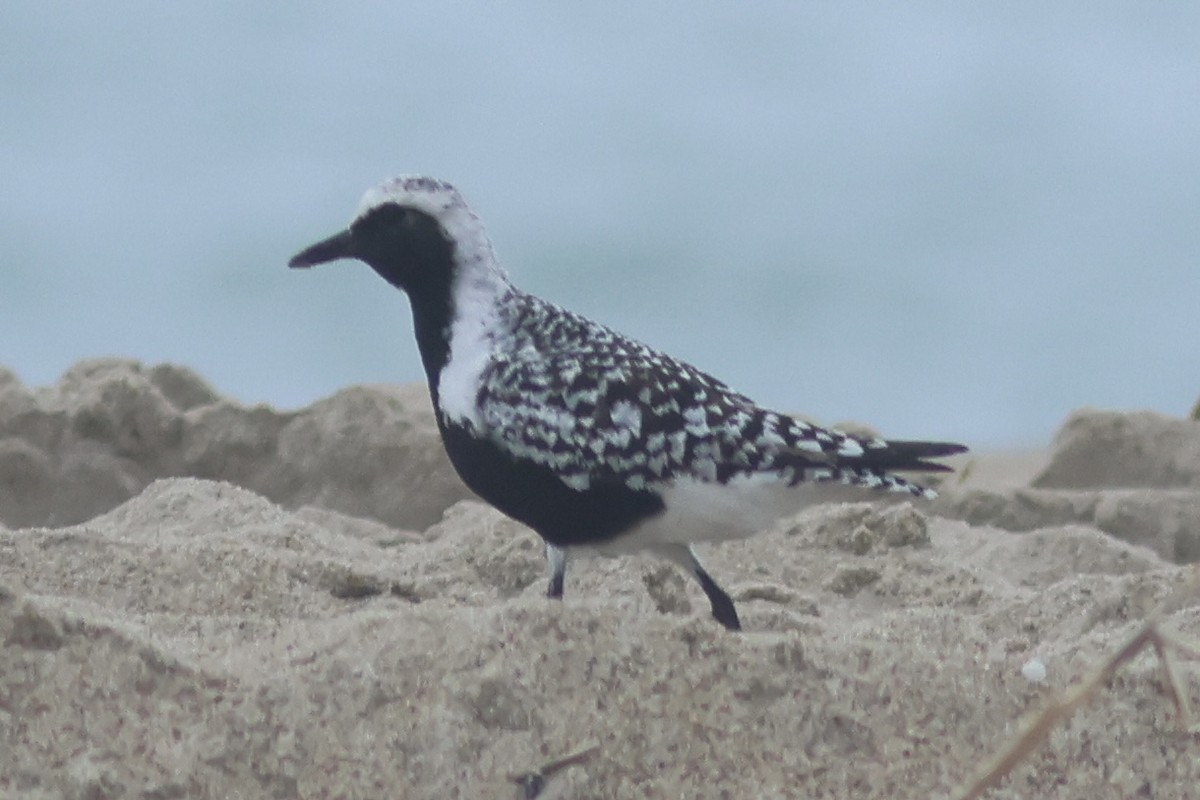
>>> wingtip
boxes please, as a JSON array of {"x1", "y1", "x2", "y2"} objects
[{"x1": 855, "y1": 438, "x2": 969, "y2": 473}]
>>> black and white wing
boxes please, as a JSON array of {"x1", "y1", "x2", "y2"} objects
[{"x1": 475, "y1": 344, "x2": 963, "y2": 497}]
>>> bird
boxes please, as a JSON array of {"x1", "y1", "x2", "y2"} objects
[{"x1": 289, "y1": 175, "x2": 967, "y2": 631}]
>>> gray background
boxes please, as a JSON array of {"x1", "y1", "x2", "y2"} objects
[{"x1": 3, "y1": 2, "x2": 1198, "y2": 447}]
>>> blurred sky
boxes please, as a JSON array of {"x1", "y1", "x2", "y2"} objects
[{"x1": 2, "y1": 2, "x2": 1199, "y2": 448}]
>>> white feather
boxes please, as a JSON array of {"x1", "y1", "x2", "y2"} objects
[
  {"x1": 436, "y1": 275, "x2": 508, "y2": 429},
  {"x1": 592, "y1": 473, "x2": 838, "y2": 556}
]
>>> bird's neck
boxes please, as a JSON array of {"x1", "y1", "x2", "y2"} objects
[
  {"x1": 407, "y1": 253, "x2": 514, "y2": 413},
  {"x1": 409, "y1": 291, "x2": 455, "y2": 390}
]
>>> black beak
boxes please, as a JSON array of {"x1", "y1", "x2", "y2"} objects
[{"x1": 288, "y1": 228, "x2": 356, "y2": 269}]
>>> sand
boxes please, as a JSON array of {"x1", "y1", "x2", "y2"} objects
[{"x1": 1, "y1": 359, "x2": 1197, "y2": 799}]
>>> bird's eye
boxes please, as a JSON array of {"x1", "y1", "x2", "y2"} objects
[{"x1": 381, "y1": 206, "x2": 412, "y2": 229}]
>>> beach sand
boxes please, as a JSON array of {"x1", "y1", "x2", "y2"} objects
[{"x1": 2, "y1": 359, "x2": 1197, "y2": 799}]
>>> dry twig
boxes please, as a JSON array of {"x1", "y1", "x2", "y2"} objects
[
  {"x1": 954, "y1": 570, "x2": 1200, "y2": 800},
  {"x1": 509, "y1": 742, "x2": 600, "y2": 799}
]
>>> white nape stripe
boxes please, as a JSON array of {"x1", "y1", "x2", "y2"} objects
[{"x1": 437, "y1": 269, "x2": 509, "y2": 429}]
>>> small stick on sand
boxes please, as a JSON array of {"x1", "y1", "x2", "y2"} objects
[
  {"x1": 509, "y1": 742, "x2": 600, "y2": 799},
  {"x1": 954, "y1": 568, "x2": 1200, "y2": 800}
]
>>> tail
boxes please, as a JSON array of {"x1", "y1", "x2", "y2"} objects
[
  {"x1": 775, "y1": 420, "x2": 968, "y2": 498},
  {"x1": 855, "y1": 439, "x2": 969, "y2": 473},
  {"x1": 806, "y1": 438, "x2": 968, "y2": 500}
]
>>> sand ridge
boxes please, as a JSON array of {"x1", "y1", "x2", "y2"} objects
[{"x1": 1, "y1": 360, "x2": 1198, "y2": 799}]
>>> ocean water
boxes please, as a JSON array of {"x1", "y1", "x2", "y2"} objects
[{"x1": 2, "y1": 2, "x2": 1198, "y2": 448}]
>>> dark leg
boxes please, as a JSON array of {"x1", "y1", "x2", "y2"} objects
[
  {"x1": 654, "y1": 544, "x2": 741, "y2": 631},
  {"x1": 692, "y1": 562, "x2": 741, "y2": 631},
  {"x1": 546, "y1": 544, "x2": 567, "y2": 599}
]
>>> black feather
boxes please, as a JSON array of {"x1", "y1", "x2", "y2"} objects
[{"x1": 855, "y1": 439, "x2": 968, "y2": 473}]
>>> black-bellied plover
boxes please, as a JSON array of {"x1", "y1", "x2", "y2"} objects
[{"x1": 289, "y1": 175, "x2": 966, "y2": 630}]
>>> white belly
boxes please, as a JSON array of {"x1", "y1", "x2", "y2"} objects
[{"x1": 592, "y1": 473, "x2": 851, "y2": 556}]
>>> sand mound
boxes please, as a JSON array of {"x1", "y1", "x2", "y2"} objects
[
  {"x1": 1033, "y1": 410, "x2": 1200, "y2": 490},
  {"x1": 0, "y1": 358, "x2": 470, "y2": 530},
  {"x1": 2, "y1": 362, "x2": 1198, "y2": 798},
  {"x1": 940, "y1": 410, "x2": 1200, "y2": 564}
]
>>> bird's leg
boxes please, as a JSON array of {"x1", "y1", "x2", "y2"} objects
[
  {"x1": 546, "y1": 543, "x2": 567, "y2": 599},
  {"x1": 692, "y1": 562, "x2": 741, "y2": 631},
  {"x1": 654, "y1": 544, "x2": 741, "y2": 631}
]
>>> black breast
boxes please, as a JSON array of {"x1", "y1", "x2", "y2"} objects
[{"x1": 438, "y1": 420, "x2": 665, "y2": 547}]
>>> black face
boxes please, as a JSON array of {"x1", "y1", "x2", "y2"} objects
[
  {"x1": 347, "y1": 204, "x2": 455, "y2": 293},
  {"x1": 290, "y1": 201, "x2": 462, "y2": 381},
  {"x1": 289, "y1": 203, "x2": 456, "y2": 298}
]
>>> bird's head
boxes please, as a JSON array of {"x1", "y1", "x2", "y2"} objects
[{"x1": 289, "y1": 175, "x2": 495, "y2": 296}]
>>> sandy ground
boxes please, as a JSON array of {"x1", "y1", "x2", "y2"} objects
[{"x1": 1, "y1": 359, "x2": 1198, "y2": 799}]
